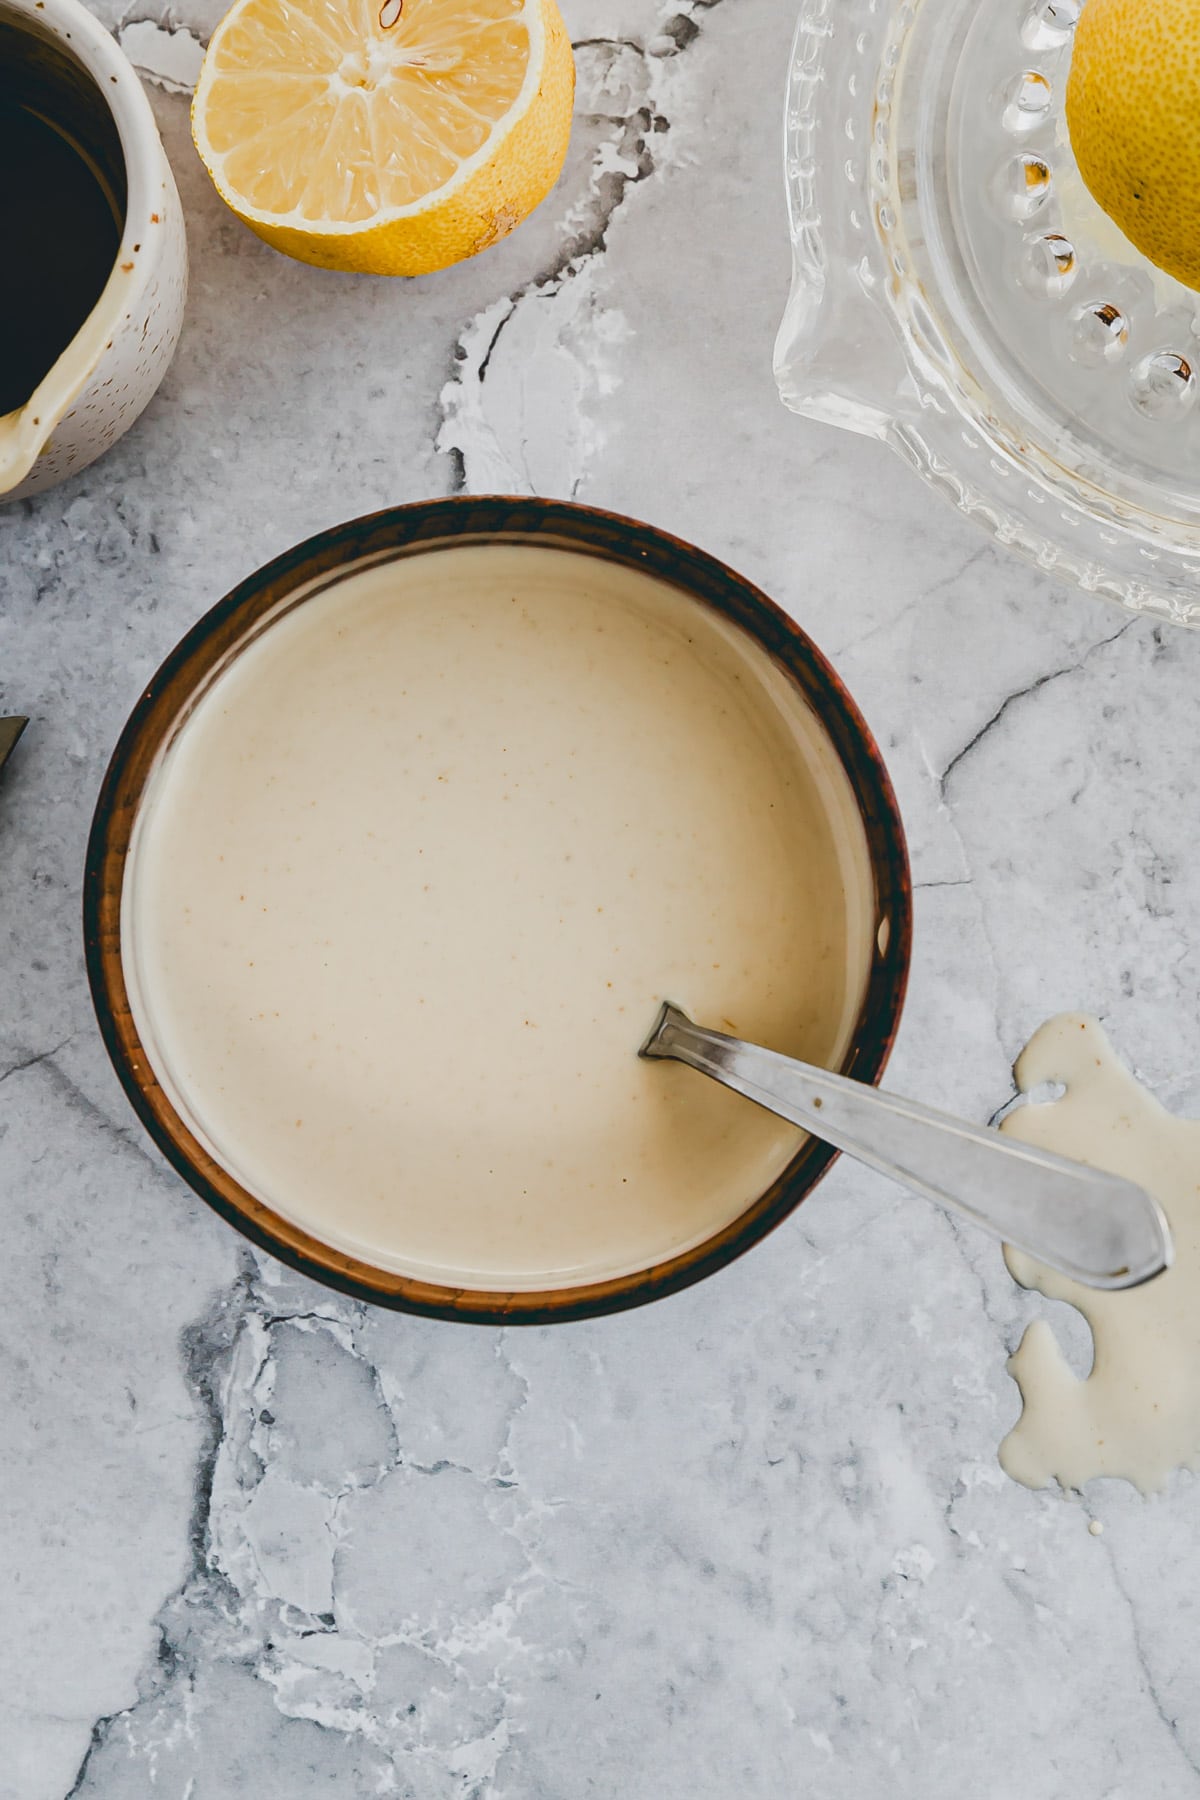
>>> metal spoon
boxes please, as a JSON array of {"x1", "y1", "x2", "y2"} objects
[{"x1": 640, "y1": 1003, "x2": 1171, "y2": 1290}]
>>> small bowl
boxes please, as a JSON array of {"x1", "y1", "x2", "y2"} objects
[
  {"x1": 0, "y1": 0, "x2": 187, "y2": 500},
  {"x1": 84, "y1": 498, "x2": 911, "y2": 1323}
]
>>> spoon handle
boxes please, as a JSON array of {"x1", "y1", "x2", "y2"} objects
[{"x1": 640, "y1": 1004, "x2": 1171, "y2": 1291}]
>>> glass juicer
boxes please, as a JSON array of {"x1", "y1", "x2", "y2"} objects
[{"x1": 776, "y1": 0, "x2": 1200, "y2": 625}]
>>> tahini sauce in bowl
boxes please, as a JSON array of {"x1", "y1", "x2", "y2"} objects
[{"x1": 91, "y1": 504, "x2": 909, "y2": 1318}]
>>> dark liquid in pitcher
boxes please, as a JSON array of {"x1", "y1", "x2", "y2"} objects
[{"x1": 0, "y1": 94, "x2": 121, "y2": 415}]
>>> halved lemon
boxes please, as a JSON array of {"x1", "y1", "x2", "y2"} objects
[
  {"x1": 1067, "y1": 0, "x2": 1200, "y2": 292},
  {"x1": 192, "y1": 0, "x2": 574, "y2": 275}
]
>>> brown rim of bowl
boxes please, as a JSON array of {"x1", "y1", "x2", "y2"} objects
[{"x1": 84, "y1": 496, "x2": 912, "y2": 1325}]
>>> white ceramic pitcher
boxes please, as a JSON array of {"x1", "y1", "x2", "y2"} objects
[{"x1": 0, "y1": 0, "x2": 187, "y2": 501}]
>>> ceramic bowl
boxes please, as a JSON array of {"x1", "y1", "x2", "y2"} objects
[
  {"x1": 84, "y1": 497, "x2": 911, "y2": 1323},
  {"x1": 0, "y1": 0, "x2": 187, "y2": 500}
]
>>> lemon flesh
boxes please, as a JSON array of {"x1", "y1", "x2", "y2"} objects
[
  {"x1": 1067, "y1": 0, "x2": 1200, "y2": 292},
  {"x1": 192, "y1": 0, "x2": 574, "y2": 275}
]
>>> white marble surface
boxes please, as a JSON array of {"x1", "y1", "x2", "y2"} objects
[{"x1": 5, "y1": 2, "x2": 1200, "y2": 1794}]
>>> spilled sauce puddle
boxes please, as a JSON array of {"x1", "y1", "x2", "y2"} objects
[{"x1": 1000, "y1": 1013, "x2": 1200, "y2": 1494}]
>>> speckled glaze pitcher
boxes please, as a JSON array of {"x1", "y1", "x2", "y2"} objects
[{"x1": 0, "y1": 0, "x2": 187, "y2": 501}]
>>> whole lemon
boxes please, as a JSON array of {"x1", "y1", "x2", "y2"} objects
[{"x1": 1067, "y1": 0, "x2": 1200, "y2": 290}]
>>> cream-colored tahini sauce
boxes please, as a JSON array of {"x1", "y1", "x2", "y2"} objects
[
  {"x1": 1001, "y1": 1013, "x2": 1200, "y2": 1494},
  {"x1": 124, "y1": 545, "x2": 874, "y2": 1288}
]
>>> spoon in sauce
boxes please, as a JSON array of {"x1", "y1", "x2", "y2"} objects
[{"x1": 640, "y1": 1003, "x2": 1172, "y2": 1290}]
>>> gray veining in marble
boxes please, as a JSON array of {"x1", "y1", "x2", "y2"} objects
[{"x1": 5, "y1": 1, "x2": 1200, "y2": 1795}]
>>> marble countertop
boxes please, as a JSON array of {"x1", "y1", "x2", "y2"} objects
[{"x1": 6, "y1": 1, "x2": 1200, "y2": 1794}]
